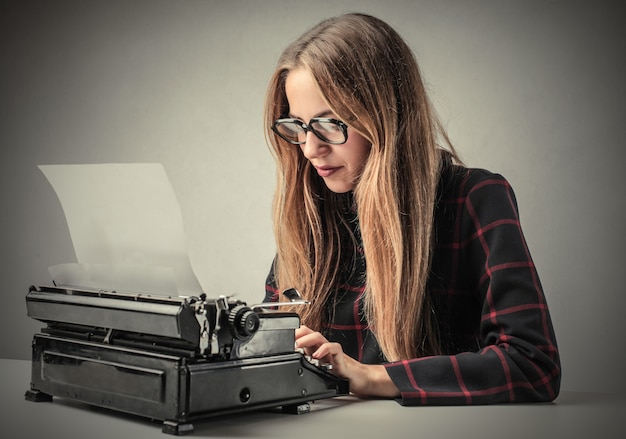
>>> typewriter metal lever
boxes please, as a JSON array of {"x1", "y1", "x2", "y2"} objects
[
  {"x1": 208, "y1": 295, "x2": 229, "y2": 355},
  {"x1": 190, "y1": 294, "x2": 212, "y2": 355},
  {"x1": 251, "y1": 288, "x2": 310, "y2": 311}
]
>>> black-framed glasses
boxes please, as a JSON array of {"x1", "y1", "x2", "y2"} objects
[{"x1": 272, "y1": 117, "x2": 349, "y2": 145}]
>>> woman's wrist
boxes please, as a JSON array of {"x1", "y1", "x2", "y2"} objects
[{"x1": 351, "y1": 363, "x2": 400, "y2": 398}]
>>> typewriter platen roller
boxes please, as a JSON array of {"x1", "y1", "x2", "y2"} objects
[{"x1": 24, "y1": 286, "x2": 349, "y2": 435}]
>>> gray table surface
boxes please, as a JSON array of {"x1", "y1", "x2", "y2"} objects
[{"x1": 1, "y1": 358, "x2": 623, "y2": 438}]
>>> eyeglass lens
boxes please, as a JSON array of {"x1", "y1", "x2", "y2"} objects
[{"x1": 274, "y1": 119, "x2": 346, "y2": 144}]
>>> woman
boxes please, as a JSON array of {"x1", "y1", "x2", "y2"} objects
[{"x1": 263, "y1": 13, "x2": 560, "y2": 405}]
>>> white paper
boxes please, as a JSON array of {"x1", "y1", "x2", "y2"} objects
[{"x1": 39, "y1": 163, "x2": 203, "y2": 296}]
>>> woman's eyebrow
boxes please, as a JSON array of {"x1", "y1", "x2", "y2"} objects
[{"x1": 288, "y1": 110, "x2": 335, "y2": 120}]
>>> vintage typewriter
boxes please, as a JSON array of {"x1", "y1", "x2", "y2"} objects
[{"x1": 25, "y1": 285, "x2": 349, "y2": 435}]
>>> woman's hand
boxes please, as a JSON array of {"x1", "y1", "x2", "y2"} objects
[{"x1": 295, "y1": 325, "x2": 400, "y2": 398}]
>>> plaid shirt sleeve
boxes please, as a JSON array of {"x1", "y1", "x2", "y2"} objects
[{"x1": 385, "y1": 169, "x2": 561, "y2": 405}]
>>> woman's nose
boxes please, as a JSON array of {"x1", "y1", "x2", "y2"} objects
[{"x1": 300, "y1": 131, "x2": 329, "y2": 159}]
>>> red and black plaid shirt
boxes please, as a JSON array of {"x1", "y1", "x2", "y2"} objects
[{"x1": 265, "y1": 162, "x2": 561, "y2": 405}]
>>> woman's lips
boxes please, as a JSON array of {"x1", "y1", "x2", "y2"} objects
[{"x1": 315, "y1": 166, "x2": 340, "y2": 177}]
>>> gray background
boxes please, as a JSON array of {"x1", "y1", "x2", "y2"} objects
[{"x1": 1, "y1": 0, "x2": 624, "y2": 397}]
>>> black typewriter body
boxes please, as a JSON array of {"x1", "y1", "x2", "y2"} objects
[{"x1": 25, "y1": 286, "x2": 349, "y2": 435}]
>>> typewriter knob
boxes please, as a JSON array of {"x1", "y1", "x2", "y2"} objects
[{"x1": 228, "y1": 305, "x2": 260, "y2": 340}]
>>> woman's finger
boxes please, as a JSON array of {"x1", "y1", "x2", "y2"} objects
[{"x1": 294, "y1": 324, "x2": 313, "y2": 339}]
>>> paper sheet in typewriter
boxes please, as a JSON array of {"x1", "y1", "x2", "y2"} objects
[{"x1": 39, "y1": 163, "x2": 203, "y2": 296}]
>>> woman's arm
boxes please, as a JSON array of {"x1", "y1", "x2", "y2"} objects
[{"x1": 384, "y1": 171, "x2": 561, "y2": 405}]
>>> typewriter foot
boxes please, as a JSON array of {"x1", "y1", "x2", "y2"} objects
[
  {"x1": 162, "y1": 420, "x2": 194, "y2": 436},
  {"x1": 282, "y1": 402, "x2": 311, "y2": 414},
  {"x1": 25, "y1": 389, "x2": 53, "y2": 402}
]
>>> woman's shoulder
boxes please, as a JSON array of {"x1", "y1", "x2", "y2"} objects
[
  {"x1": 440, "y1": 161, "x2": 513, "y2": 201},
  {"x1": 434, "y1": 159, "x2": 524, "y2": 246}
]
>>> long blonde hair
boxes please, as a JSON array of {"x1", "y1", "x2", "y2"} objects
[{"x1": 264, "y1": 13, "x2": 458, "y2": 361}]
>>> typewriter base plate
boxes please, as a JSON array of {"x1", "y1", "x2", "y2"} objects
[{"x1": 26, "y1": 333, "x2": 348, "y2": 435}]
